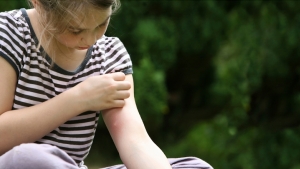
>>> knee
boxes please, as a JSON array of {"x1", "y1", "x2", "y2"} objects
[
  {"x1": 2, "y1": 143, "x2": 72, "y2": 169},
  {"x1": 169, "y1": 156, "x2": 214, "y2": 169},
  {"x1": 9, "y1": 143, "x2": 57, "y2": 169}
]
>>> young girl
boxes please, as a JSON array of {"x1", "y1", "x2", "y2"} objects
[{"x1": 0, "y1": 0, "x2": 213, "y2": 168}]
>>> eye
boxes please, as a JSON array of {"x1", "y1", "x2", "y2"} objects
[
  {"x1": 70, "y1": 30, "x2": 83, "y2": 35},
  {"x1": 68, "y1": 28, "x2": 83, "y2": 35}
]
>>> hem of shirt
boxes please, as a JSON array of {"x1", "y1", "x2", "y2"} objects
[
  {"x1": 0, "y1": 51, "x2": 19, "y2": 77},
  {"x1": 122, "y1": 68, "x2": 133, "y2": 75},
  {"x1": 48, "y1": 47, "x2": 93, "y2": 75}
]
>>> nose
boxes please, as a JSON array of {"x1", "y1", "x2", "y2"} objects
[{"x1": 82, "y1": 31, "x2": 97, "y2": 46}]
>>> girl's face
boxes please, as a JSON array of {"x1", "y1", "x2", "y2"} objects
[{"x1": 54, "y1": 7, "x2": 112, "y2": 51}]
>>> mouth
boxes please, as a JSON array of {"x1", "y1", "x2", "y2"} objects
[{"x1": 77, "y1": 46, "x2": 90, "y2": 50}]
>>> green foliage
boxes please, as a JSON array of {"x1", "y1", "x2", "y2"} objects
[
  {"x1": 134, "y1": 17, "x2": 177, "y2": 70},
  {"x1": 203, "y1": 2, "x2": 300, "y2": 168},
  {"x1": 211, "y1": 1, "x2": 300, "y2": 129},
  {"x1": 133, "y1": 57, "x2": 168, "y2": 130},
  {"x1": 0, "y1": 0, "x2": 28, "y2": 11},
  {"x1": 168, "y1": 116, "x2": 300, "y2": 169}
]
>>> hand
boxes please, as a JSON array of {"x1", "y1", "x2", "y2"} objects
[{"x1": 72, "y1": 72, "x2": 131, "y2": 111}]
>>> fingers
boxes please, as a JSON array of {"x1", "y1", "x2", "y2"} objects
[
  {"x1": 112, "y1": 99, "x2": 126, "y2": 108},
  {"x1": 116, "y1": 81, "x2": 131, "y2": 91},
  {"x1": 108, "y1": 72, "x2": 131, "y2": 90},
  {"x1": 110, "y1": 72, "x2": 126, "y2": 81},
  {"x1": 113, "y1": 90, "x2": 130, "y2": 100},
  {"x1": 102, "y1": 91, "x2": 129, "y2": 110}
]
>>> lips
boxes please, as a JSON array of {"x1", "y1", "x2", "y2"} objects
[{"x1": 77, "y1": 46, "x2": 90, "y2": 50}]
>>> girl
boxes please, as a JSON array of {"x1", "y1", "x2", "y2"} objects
[{"x1": 0, "y1": 0, "x2": 213, "y2": 168}]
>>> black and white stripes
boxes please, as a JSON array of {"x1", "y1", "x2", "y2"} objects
[{"x1": 0, "y1": 9, "x2": 132, "y2": 165}]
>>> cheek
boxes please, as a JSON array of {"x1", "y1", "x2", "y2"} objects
[
  {"x1": 97, "y1": 26, "x2": 108, "y2": 39},
  {"x1": 56, "y1": 34, "x2": 80, "y2": 46}
]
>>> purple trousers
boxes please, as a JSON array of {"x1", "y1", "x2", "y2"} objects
[{"x1": 0, "y1": 143, "x2": 213, "y2": 169}]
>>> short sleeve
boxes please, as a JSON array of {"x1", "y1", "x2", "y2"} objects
[
  {"x1": 0, "y1": 10, "x2": 26, "y2": 76},
  {"x1": 102, "y1": 37, "x2": 133, "y2": 75}
]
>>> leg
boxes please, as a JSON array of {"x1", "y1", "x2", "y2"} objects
[
  {"x1": 100, "y1": 157, "x2": 213, "y2": 169},
  {"x1": 168, "y1": 157, "x2": 213, "y2": 169},
  {"x1": 0, "y1": 143, "x2": 80, "y2": 169}
]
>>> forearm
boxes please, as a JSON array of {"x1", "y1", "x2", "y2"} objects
[
  {"x1": 102, "y1": 101, "x2": 171, "y2": 168},
  {"x1": 0, "y1": 89, "x2": 84, "y2": 155},
  {"x1": 104, "y1": 110, "x2": 171, "y2": 169},
  {"x1": 119, "y1": 137, "x2": 172, "y2": 169}
]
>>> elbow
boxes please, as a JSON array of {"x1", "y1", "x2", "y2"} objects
[
  {"x1": 108, "y1": 119, "x2": 150, "y2": 150},
  {"x1": 0, "y1": 132, "x2": 10, "y2": 156}
]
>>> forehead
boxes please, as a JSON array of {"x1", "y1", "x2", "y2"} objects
[{"x1": 70, "y1": 7, "x2": 112, "y2": 29}]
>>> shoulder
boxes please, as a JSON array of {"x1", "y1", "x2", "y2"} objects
[
  {"x1": 0, "y1": 9, "x2": 30, "y2": 46},
  {"x1": 0, "y1": 9, "x2": 28, "y2": 31},
  {"x1": 94, "y1": 36, "x2": 126, "y2": 53},
  {"x1": 92, "y1": 35, "x2": 130, "y2": 61},
  {"x1": 92, "y1": 35, "x2": 133, "y2": 74},
  {"x1": 0, "y1": 9, "x2": 31, "y2": 75}
]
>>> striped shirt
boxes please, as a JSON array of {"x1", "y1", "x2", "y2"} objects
[{"x1": 0, "y1": 9, "x2": 133, "y2": 165}]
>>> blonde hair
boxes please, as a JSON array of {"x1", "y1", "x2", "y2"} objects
[{"x1": 27, "y1": 0, "x2": 120, "y2": 66}]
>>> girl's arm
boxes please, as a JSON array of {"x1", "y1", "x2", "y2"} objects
[
  {"x1": 0, "y1": 57, "x2": 130, "y2": 155},
  {"x1": 0, "y1": 57, "x2": 90, "y2": 155},
  {"x1": 102, "y1": 74, "x2": 172, "y2": 169}
]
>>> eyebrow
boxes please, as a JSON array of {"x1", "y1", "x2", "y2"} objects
[{"x1": 69, "y1": 15, "x2": 111, "y2": 30}]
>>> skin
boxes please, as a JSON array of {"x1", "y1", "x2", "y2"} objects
[
  {"x1": 0, "y1": 1, "x2": 172, "y2": 168},
  {"x1": 56, "y1": 9, "x2": 111, "y2": 50}
]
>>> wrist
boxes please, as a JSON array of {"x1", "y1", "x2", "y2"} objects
[{"x1": 63, "y1": 87, "x2": 88, "y2": 114}]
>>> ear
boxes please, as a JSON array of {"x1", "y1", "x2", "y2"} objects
[
  {"x1": 31, "y1": 0, "x2": 39, "y2": 8},
  {"x1": 31, "y1": 0, "x2": 43, "y2": 14}
]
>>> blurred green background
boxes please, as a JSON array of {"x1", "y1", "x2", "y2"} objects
[{"x1": 2, "y1": 0, "x2": 300, "y2": 168}]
